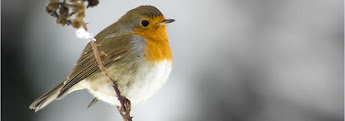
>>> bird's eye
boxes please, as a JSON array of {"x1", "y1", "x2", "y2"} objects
[{"x1": 141, "y1": 20, "x2": 149, "y2": 27}]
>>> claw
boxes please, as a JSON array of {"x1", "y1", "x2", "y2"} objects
[{"x1": 87, "y1": 97, "x2": 99, "y2": 109}]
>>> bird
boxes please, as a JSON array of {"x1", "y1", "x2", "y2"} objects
[{"x1": 29, "y1": 5, "x2": 175, "y2": 112}]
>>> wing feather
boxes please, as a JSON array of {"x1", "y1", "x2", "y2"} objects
[{"x1": 57, "y1": 35, "x2": 132, "y2": 98}]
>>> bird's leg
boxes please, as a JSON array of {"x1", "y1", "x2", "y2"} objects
[
  {"x1": 123, "y1": 97, "x2": 132, "y2": 120},
  {"x1": 123, "y1": 97, "x2": 131, "y2": 113},
  {"x1": 122, "y1": 97, "x2": 132, "y2": 121},
  {"x1": 116, "y1": 106, "x2": 127, "y2": 121}
]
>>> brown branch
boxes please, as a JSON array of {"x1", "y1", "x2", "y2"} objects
[
  {"x1": 89, "y1": 37, "x2": 132, "y2": 121},
  {"x1": 82, "y1": 13, "x2": 133, "y2": 121}
]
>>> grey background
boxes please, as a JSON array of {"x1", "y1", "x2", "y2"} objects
[{"x1": 2, "y1": 0, "x2": 343, "y2": 121}]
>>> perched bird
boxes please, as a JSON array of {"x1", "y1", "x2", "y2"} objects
[{"x1": 29, "y1": 5, "x2": 175, "y2": 112}]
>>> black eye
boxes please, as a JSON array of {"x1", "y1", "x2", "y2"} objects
[{"x1": 141, "y1": 20, "x2": 149, "y2": 27}]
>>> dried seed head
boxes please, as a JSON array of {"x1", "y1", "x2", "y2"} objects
[
  {"x1": 87, "y1": 0, "x2": 99, "y2": 8},
  {"x1": 57, "y1": 17, "x2": 67, "y2": 26},
  {"x1": 46, "y1": 2, "x2": 59, "y2": 15},
  {"x1": 72, "y1": 19, "x2": 82, "y2": 28},
  {"x1": 56, "y1": 4, "x2": 70, "y2": 26},
  {"x1": 73, "y1": 3, "x2": 85, "y2": 12},
  {"x1": 75, "y1": 11, "x2": 85, "y2": 20},
  {"x1": 59, "y1": 4, "x2": 69, "y2": 17},
  {"x1": 45, "y1": 0, "x2": 94, "y2": 29}
]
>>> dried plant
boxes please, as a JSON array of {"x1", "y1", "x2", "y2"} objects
[{"x1": 45, "y1": 0, "x2": 98, "y2": 28}]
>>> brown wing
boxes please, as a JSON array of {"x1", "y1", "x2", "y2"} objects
[{"x1": 57, "y1": 34, "x2": 132, "y2": 98}]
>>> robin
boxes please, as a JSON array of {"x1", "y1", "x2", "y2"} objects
[{"x1": 29, "y1": 5, "x2": 175, "y2": 112}]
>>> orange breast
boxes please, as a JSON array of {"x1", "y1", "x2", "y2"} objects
[
  {"x1": 133, "y1": 23, "x2": 172, "y2": 63},
  {"x1": 144, "y1": 36, "x2": 172, "y2": 62}
]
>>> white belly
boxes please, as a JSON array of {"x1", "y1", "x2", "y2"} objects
[{"x1": 80, "y1": 60, "x2": 172, "y2": 107}]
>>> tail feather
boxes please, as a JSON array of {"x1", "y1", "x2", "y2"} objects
[{"x1": 29, "y1": 83, "x2": 64, "y2": 112}]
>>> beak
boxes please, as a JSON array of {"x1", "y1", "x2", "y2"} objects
[{"x1": 161, "y1": 19, "x2": 175, "y2": 24}]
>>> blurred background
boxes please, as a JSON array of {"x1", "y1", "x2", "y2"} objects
[{"x1": 2, "y1": 0, "x2": 343, "y2": 121}]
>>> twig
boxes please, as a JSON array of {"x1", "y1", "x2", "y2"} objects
[{"x1": 83, "y1": 24, "x2": 133, "y2": 121}]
